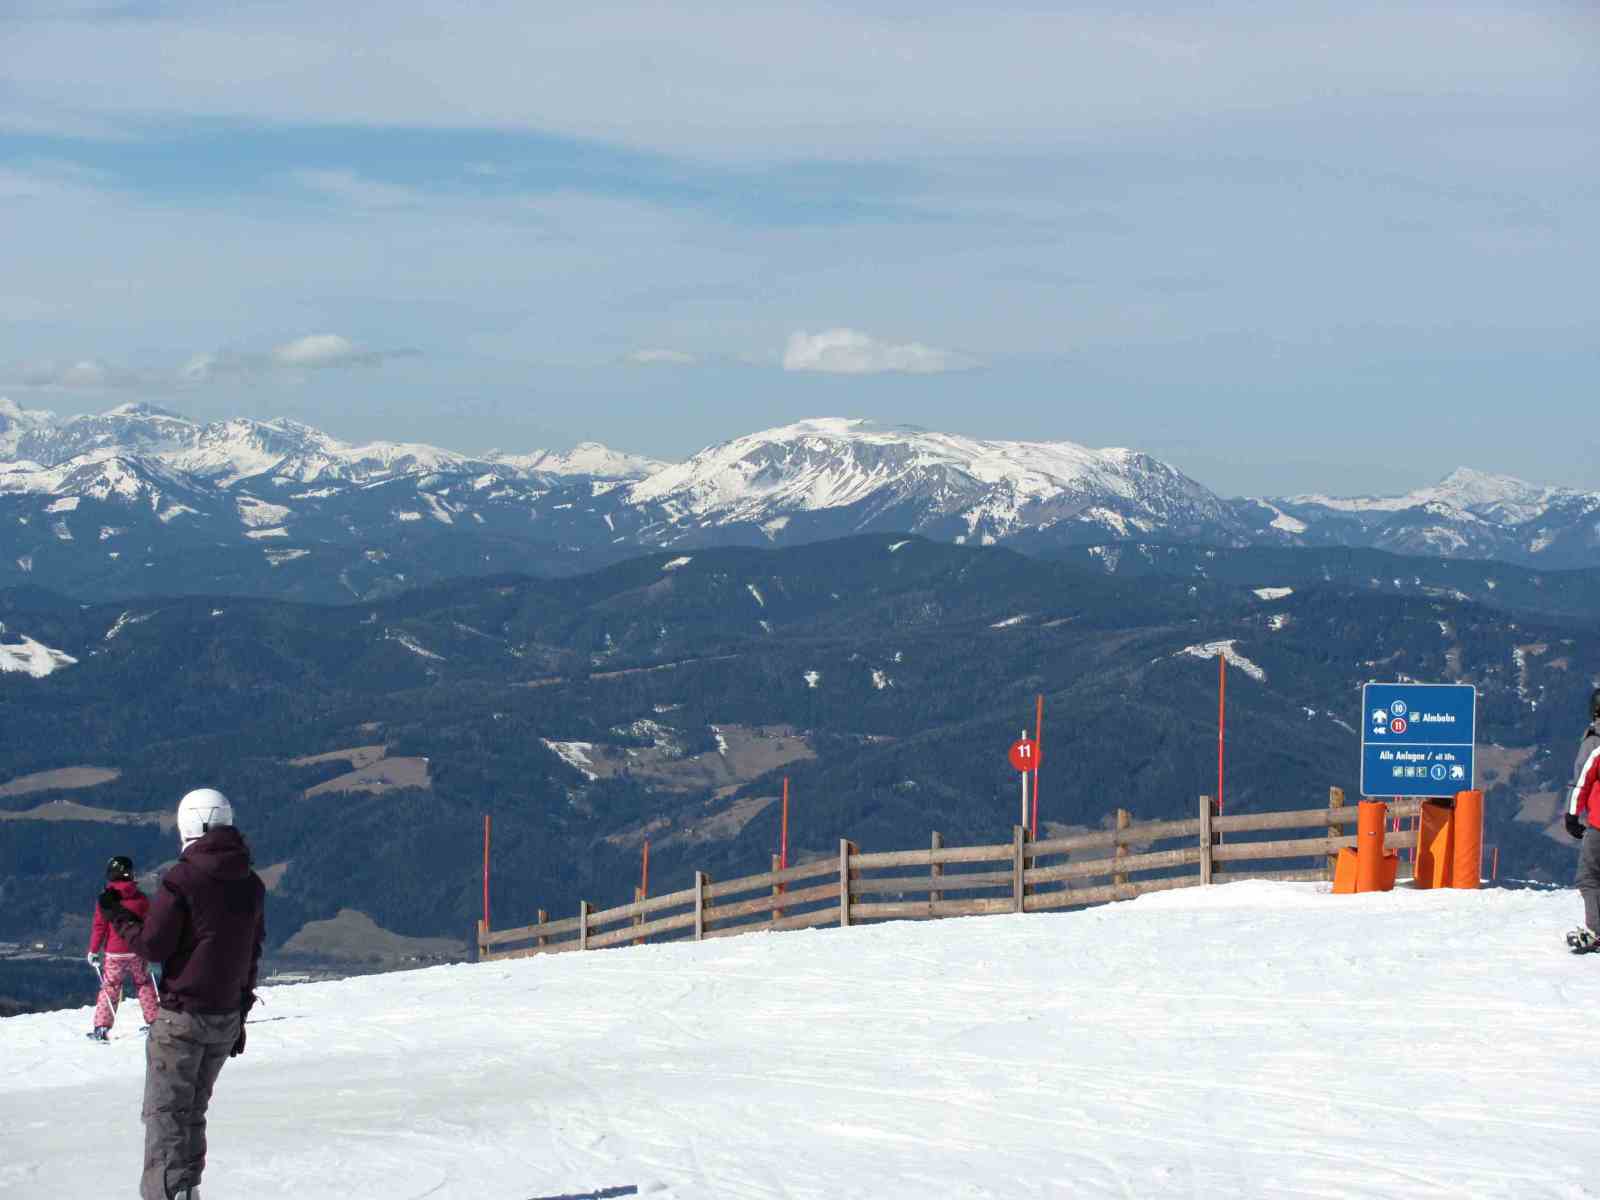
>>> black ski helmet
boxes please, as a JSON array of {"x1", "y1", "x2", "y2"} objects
[{"x1": 105, "y1": 855, "x2": 133, "y2": 882}]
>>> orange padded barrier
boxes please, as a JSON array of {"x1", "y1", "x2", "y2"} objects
[
  {"x1": 1333, "y1": 847, "x2": 1359, "y2": 894},
  {"x1": 1451, "y1": 790, "x2": 1484, "y2": 890},
  {"x1": 1380, "y1": 849, "x2": 1399, "y2": 891},
  {"x1": 1356, "y1": 800, "x2": 1388, "y2": 892},
  {"x1": 1413, "y1": 800, "x2": 1454, "y2": 889}
]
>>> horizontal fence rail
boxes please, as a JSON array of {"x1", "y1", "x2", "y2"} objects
[{"x1": 479, "y1": 788, "x2": 1429, "y2": 961}]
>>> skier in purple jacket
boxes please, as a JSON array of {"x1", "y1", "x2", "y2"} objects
[{"x1": 99, "y1": 788, "x2": 266, "y2": 1200}]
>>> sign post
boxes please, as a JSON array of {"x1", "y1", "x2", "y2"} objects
[
  {"x1": 1009, "y1": 733, "x2": 1040, "y2": 828},
  {"x1": 1359, "y1": 682, "x2": 1476, "y2": 797}
]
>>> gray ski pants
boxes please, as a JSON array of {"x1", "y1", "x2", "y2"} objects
[
  {"x1": 140, "y1": 1008, "x2": 240, "y2": 1200},
  {"x1": 1577, "y1": 828, "x2": 1600, "y2": 933}
]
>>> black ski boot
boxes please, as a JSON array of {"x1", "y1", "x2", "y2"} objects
[
  {"x1": 1566, "y1": 928, "x2": 1599, "y2": 954},
  {"x1": 86, "y1": 1027, "x2": 109, "y2": 1042}
]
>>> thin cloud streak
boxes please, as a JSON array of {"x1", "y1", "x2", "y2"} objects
[
  {"x1": 7, "y1": 335, "x2": 417, "y2": 392},
  {"x1": 623, "y1": 349, "x2": 699, "y2": 367},
  {"x1": 782, "y1": 329, "x2": 980, "y2": 376}
]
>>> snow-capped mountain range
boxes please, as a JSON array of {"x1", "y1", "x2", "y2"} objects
[{"x1": 1, "y1": 398, "x2": 1595, "y2": 602}]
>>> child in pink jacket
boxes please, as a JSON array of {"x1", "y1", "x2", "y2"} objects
[{"x1": 86, "y1": 855, "x2": 159, "y2": 1041}]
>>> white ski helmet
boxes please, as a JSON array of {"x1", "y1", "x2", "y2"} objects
[{"x1": 177, "y1": 788, "x2": 234, "y2": 846}]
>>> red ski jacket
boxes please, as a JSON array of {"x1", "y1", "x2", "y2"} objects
[
  {"x1": 1572, "y1": 724, "x2": 1600, "y2": 826},
  {"x1": 90, "y1": 880, "x2": 150, "y2": 954}
]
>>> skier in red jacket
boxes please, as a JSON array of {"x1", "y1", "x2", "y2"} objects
[
  {"x1": 1566, "y1": 689, "x2": 1600, "y2": 953},
  {"x1": 86, "y1": 856, "x2": 160, "y2": 1041}
]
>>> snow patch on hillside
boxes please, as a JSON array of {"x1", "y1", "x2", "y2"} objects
[
  {"x1": 386, "y1": 631, "x2": 444, "y2": 661},
  {"x1": 1252, "y1": 586, "x2": 1293, "y2": 601},
  {"x1": 1178, "y1": 639, "x2": 1267, "y2": 681},
  {"x1": 0, "y1": 634, "x2": 77, "y2": 677},
  {"x1": 103, "y1": 611, "x2": 152, "y2": 640},
  {"x1": 542, "y1": 739, "x2": 598, "y2": 780},
  {"x1": 237, "y1": 497, "x2": 291, "y2": 528}
]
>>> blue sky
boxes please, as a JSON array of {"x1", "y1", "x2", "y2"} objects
[{"x1": 1, "y1": 1, "x2": 1595, "y2": 495}]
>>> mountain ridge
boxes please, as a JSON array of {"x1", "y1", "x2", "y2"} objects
[{"x1": 2, "y1": 401, "x2": 1596, "y2": 600}]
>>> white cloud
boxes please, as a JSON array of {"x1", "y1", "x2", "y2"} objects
[
  {"x1": 290, "y1": 169, "x2": 421, "y2": 210},
  {"x1": 273, "y1": 334, "x2": 383, "y2": 368},
  {"x1": 8, "y1": 359, "x2": 154, "y2": 391},
  {"x1": 7, "y1": 335, "x2": 414, "y2": 392},
  {"x1": 623, "y1": 348, "x2": 699, "y2": 367},
  {"x1": 781, "y1": 329, "x2": 978, "y2": 376}
]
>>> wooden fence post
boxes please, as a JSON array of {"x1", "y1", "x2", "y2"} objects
[
  {"x1": 694, "y1": 871, "x2": 707, "y2": 940},
  {"x1": 1327, "y1": 787, "x2": 1345, "y2": 879},
  {"x1": 477, "y1": 918, "x2": 487, "y2": 962},
  {"x1": 839, "y1": 839, "x2": 856, "y2": 927},
  {"x1": 578, "y1": 900, "x2": 590, "y2": 951},
  {"x1": 1199, "y1": 796, "x2": 1214, "y2": 886},
  {"x1": 771, "y1": 853, "x2": 783, "y2": 922},
  {"x1": 1012, "y1": 825, "x2": 1027, "y2": 912},
  {"x1": 633, "y1": 885, "x2": 644, "y2": 945},
  {"x1": 536, "y1": 909, "x2": 548, "y2": 950},
  {"x1": 1114, "y1": 808, "x2": 1131, "y2": 889},
  {"x1": 930, "y1": 831, "x2": 943, "y2": 905}
]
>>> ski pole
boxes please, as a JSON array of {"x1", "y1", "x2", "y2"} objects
[{"x1": 88, "y1": 955, "x2": 116, "y2": 1017}]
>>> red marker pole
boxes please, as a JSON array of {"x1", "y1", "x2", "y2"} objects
[
  {"x1": 1209, "y1": 652, "x2": 1222, "y2": 825},
  {"x1": 641, "y1": 838, "x2": 650, "y2": 899},
  {"x1": 482, "y1": 814, "x2": 491, "y2": 932},
  {"x1": 781, "y1": 777, "x2": 789, "y2": 870},
  {"x1": 1032, "y1": 694, "x2": 1044, "y2": 838}
]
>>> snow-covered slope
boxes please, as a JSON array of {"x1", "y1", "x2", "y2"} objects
[
  {"x1": 1, "y1": 882, "x2": 1587, "y2": 1199},
  {"x1": 0, "y1": 400, "x2": 653, "y2": 489},
  {"x1": 2, "y1": 399, "x2": 1597, "y2": 590},
  {"x1": 627, "y1": 417, "x2": 1235, "y2": 545},
  {"x1": 488, "y1": 441, "x2": 669, "y2": 480},
  {"x1": 0, "y1": 396, "x2": 57, "y2": 459},
  {"x1": 1256, "y1": 467, "x2": 1600, "y2": 563},
  {"x1": 0, "y1": 630, "x2": 77, "y2": 676}
]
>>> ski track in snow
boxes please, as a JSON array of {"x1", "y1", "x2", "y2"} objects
[{"x1": 2, "y1": 884, "x2": 1594, "y2": 1199}]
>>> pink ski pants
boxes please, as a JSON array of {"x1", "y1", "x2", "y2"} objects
[{"x1": 94, "y1": 954, "x2": 159, "y2": 1029}]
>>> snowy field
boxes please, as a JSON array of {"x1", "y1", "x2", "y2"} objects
[{"x1": 3, "y1": 881, "x2": 1596, "y2": 1199}]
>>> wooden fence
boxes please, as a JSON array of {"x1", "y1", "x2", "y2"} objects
[{"x1": 478, "y1": 788, "x2": 1425, "y2": 961}]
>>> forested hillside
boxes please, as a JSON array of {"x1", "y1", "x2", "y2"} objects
[{"x1": 2, "y1": 536, "x2": 1593, "y2": 973}]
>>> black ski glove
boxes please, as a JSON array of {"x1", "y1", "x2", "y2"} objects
[
  {"x1": 1567, "y1": 813, "x2": 1586, "y2": 840},
  {"x1": 231, "y1": 991, "x2": 256, "y2": 1058}
]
